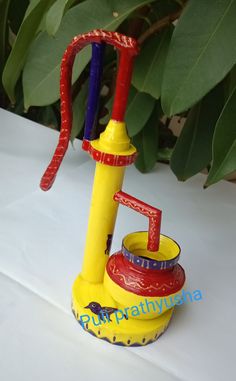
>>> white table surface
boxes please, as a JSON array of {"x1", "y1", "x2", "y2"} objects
[{"x1": 0, "y1": 108, "x2": 235, "y2": 381}]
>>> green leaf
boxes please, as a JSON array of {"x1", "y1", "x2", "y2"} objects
[
  {"x1": 0, "y1": 0, "x2": 10, "y2": 74},
  {"x1": 2, "y1": 0, "x2": 55, "y2": 103},
  {"x1": 71, "y1": 80, "x2": 89, "y2": 141},
  {"x1": 162, "y1": 0, "x2": 236, "y2": 116},
  {"x1": 170, "y1": 83, "x2": 224, "y2": 181},
  {"x1": 132, "y1": 27, "x2": 172, "y2": 99},
  {"x1": 24, "y1": 0, "x2": 42, "y2": 20},
  {"x1": 126, "y1": 86, "x2": 155, "y2": 136},
  {"x1": 157, "y1": 147, "x2": 173, "y2": 163},
  {"x1": 132, "y1": 104, "x2": 160, "y2": 172},
  {"x1": 99, "y1": 86, "x2": 155, "y2": 136},
  {"x1": 45, "y1": 0, "x2": 76, "y2": 36},
  {"x1": 36, "y1": 105, "x2": 59, "y2": 128},
  {"x1": 23, "y1": 0, "x2": 155, "y2": 109},
  {"x1": 224, "y1": 65, "x2": 236, "y2": 99},
  {"x1": 205, "y1": 86, "x2": 236, "y2": 187}
]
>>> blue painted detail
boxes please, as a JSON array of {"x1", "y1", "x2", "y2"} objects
[
  {"x1": 122, "y1": 241, "x2": 180, "y2": 270},
  {"x1": 72, "y1": 306, "x2": 164, "y2": 347},
  {"x1": 84, "y1": 42, "x2": 105, "y2": 141}
]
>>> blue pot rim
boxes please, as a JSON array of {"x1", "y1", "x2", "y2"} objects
[{"x1": 121, "y1": 232, "x2": 181, "y2": 270}]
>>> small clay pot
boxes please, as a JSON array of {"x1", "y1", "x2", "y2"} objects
[{"x1": 104, "y1": 232, "x2": 185, "y2": 319}]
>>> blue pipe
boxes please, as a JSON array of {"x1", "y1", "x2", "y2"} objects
[{"x1": 84, "y1": 42, "x2": 105, "y2": 140}]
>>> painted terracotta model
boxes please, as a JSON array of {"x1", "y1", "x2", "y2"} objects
[{"x1": 40, "y1": 29, "x2": 185, "y2": 346}]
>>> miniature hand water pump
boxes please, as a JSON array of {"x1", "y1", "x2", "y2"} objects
[{"x1": 40, "y1": 30, "x2": 185, "y2": 346}]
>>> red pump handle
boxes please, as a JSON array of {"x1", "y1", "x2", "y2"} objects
[
  {"x1": 40, "y1": 29, "x2": 139, "y2": 192},
  {"x1": 114, "y1": 191, "x2": 162, "y2": 252}
]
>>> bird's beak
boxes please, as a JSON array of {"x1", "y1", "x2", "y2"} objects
[{"x1": 85, "y1": 305, "x2": 89, "y2": 309}]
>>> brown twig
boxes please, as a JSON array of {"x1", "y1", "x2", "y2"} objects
[
  {"x1": 127, "y1": 5, "x2": 151, "y2": 39},
  {"x1": 138, "y1": 9, "x2": 183, "y2": 45}
]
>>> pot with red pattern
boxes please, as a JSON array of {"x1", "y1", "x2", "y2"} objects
[{"x1": 104, "y1": 192, "x2": 185, "y2": 319}]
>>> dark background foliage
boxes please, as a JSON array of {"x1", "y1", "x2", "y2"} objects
[{"x1": 1, "y1": 0, "x2": 236, "y2": 187}]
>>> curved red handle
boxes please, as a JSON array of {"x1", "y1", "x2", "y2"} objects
[
  {"x1": 40, "y1": 29, "x2": 139, "y2": 192},
  {"x1": 114, "y1": 191, "x2": 162, "y2": 252}
]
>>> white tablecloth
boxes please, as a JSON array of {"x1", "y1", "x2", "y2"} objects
[{"x1": 0, "y1": 108, "x2": 235, "y2": 381}]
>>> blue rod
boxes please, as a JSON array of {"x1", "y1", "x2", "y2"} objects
[{"x1": 84, "y1": 43, "x2": 105, "y2": 140}]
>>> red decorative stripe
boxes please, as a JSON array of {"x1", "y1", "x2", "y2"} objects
[
  {"x1": 82, "y1": 139, "x2": 90, "y2": 151},
  {"x1": 106, "y1": 253, "x2": 185, "y2": 297},
  {"x1": 83, "y1": 140, "x2": 137, "y2": 166},
  {"x1": 114, "y1": 191, "x2": 162, "y2": 251}
]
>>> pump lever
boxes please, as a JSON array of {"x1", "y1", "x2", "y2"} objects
[
  {"x1": 114, "y1": 191, "x2": 162, "y2": 252},
  {"x1": 40, "y1": 29, "x2": 139, "y2": 192}
]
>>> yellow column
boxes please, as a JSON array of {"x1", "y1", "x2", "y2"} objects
[{"x1": 81, "y1": 119, "x2": 136, "y2": 283}]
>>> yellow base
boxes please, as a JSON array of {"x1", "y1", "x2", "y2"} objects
[{"x1": 72, "y1": 275, "x2": 174, "y2": 346}]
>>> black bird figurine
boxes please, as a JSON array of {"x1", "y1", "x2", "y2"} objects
[{"x1": 85, "y1": 301, "x2": 128, "y2": 322}]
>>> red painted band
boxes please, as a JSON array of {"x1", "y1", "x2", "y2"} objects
[
  {"x1": 84, "y1": 141, "x2": 137, "y2": 166},
  {"x1": 106, "y1": 253, "x2": 185, "y2": 297}
]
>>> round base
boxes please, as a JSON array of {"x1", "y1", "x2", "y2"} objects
[{"x1": 72, "y1": 275, "x2": 174, "y2": 347}]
